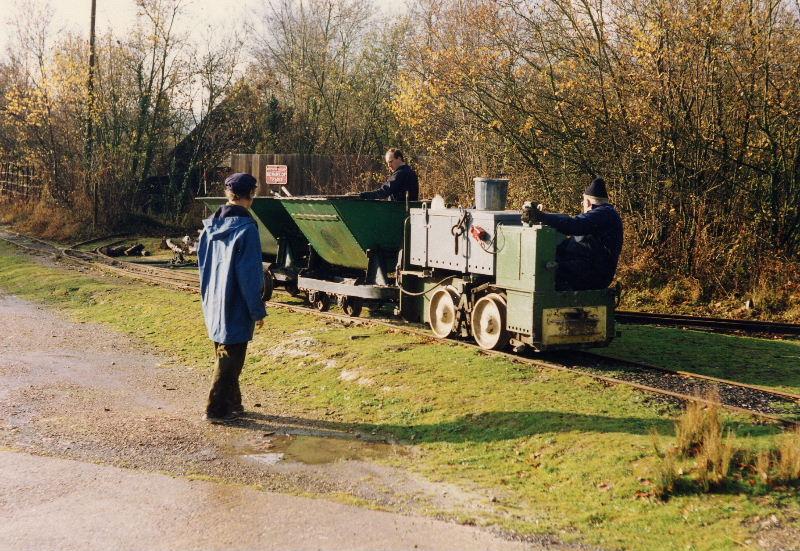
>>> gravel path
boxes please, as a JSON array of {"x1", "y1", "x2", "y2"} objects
[
  {"x1": 0, "y1": 450, "x2": 534, "y2": 551},
  {"x1": 0, "y1": 292, "x2": 575, "y2": 550}
]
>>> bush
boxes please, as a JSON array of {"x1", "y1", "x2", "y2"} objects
[
  {"x1": 776, "y1": 427, "x2": 800, "y2": 483},
  {"x1": 651, "y1": 400, "x2": 800, "y2": 499},
  {"x1": 675, "y1": 398, "x2": 721, "y2": 456}
]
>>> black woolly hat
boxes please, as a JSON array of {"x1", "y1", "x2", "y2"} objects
[
  {"x1": 225, "y1": 173, "x2": 258, "y2": 195},
  {"x1": 583, "y1": 177, "x2": 608, "y2": 198}
]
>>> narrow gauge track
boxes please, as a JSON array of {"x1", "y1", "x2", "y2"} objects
[
  {"x1": 62, "y1": 247, "x2": 199, "y2": 292},
  {"x1": 616, "y1": 310, "x2": 800, "y2": 337},
  {"x1": 2, "y1": 228, "x2": 798, "y2": 427}
]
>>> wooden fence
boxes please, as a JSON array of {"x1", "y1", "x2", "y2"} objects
[
  {"x1": 228, "y1": 153, "x2": 383, "y2": 196},
  {"x1": 0, "y1": 163, "x2": 41, "y2": 201}
]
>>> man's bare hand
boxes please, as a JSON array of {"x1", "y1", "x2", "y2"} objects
[{"x1": 255, "y1": 319, "x2": 265, "y2": 330}]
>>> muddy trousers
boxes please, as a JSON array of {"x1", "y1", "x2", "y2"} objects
[{"x1": 206, "y1": 342, "x2": 248, "y2": 417}]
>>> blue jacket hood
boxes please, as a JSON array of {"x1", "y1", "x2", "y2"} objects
[
  {"x1": 202, "y1": 215, "x2": 253, "y2": 241},
  {"x1": 198, "y1": 214, "x2": 267, "y2": 344}
]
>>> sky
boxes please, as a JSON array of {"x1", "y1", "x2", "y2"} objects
[
  {"x1": 0, "y1": 0, "x2": 399, "y2": 59},
  {"x1": 0, "y1": 1, "x2": 251, "y2": 54}
]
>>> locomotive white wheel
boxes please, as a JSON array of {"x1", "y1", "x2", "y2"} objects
[
  {"x1": 428, "y1": 288, "x2": 458, "y2": 338},
  {"x1": 471, "y1": 294, "x2": 509, "y2": 350}
]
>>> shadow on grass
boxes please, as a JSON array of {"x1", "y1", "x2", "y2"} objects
[
  {"x1": 657, "y1": 473, "x2": 800, "y2": 502},
  {"x1": 234, "y1": 410, "x2": 676, "y2": 444}
]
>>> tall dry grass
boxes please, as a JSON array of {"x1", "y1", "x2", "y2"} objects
[
  {"x1": 651, "y1": 396, "x2": 800, "y2": 499},
  {"x1": 0, "y1": 199, "x2": 88, "y2": 242}
]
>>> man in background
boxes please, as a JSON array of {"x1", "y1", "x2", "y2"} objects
[
  {"x1": 197, "y1": 173, "x2": 267, "y2": 422},
  {"x1": 522, "y1": 177, "x2": 623, "y2": 291},
  {"x1": 360, "y1": 148, "x2": 419, "y2": 201}
]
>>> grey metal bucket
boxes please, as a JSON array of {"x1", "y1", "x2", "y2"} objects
[{"x1": 474, "y1": 177, "x2": 509, "y2": 210}]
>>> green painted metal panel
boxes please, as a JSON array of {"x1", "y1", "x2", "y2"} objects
[
  {"x1": 197, "y1": 197, "x2": 278, "y2": 257},
  {"x1": 506, "y1": 289, "x2": 534, "y2": 335},
  {"x1": 279, "y1": 197, "x2": 419, "y2": 270},
  {"x1": 248, "y1": 197, "x2": 308, "y2": 259},
  {"x1": 280, "y1": 198, "x2": 368, "y2": 269},
  {"x1": 495, "y1": 225, "x2": 561, "y2": 292},
  {"x1": 533, "y1": 289, "x2": 615, "y2": 347},
  {"x1": 332, "y1": 199, "x2": 418, "y2": 254},
  {"x1": 496, "y1": 225, "x2": 613, "y2": 347}
]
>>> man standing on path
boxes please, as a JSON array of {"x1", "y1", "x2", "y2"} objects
[
  {"x1": 359, "y1": 148, "x2": 419, "y2": 201},
  {"x1": 197, "y1": 173, "x2": 267, "y2": 422}
]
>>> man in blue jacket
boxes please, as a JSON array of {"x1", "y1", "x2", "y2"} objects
[
  {"x1": 522, "y1": 177, "x2": 623, "y2": 291},
  {"x1": 198, "y1": 172, "x2": 267, "y2": 422},
  {"x1": 359, "y1": 148, "x2": 419, "y2": 201}
]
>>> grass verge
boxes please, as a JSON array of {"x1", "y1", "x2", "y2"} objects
[{"x1": 0, "y1": 241, "x2": 798, "y2": 550}]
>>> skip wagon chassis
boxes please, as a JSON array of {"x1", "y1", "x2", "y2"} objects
[
  {"x1": 278, "y1": 196, "x2": 418, "y2": 316},
  {"x1": 297, "y1": 246, "x2": 399, "y2": 316}
]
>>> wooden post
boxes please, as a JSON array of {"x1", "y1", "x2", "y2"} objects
[{"x1": 86, "y1": 0, "x2": 97, "y2": 229}]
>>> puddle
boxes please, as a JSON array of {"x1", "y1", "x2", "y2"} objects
[
  {"x1": 242, "y1": 452, "x2": 285, "y2": 465},
  {"x1": 239, "y1": 434, "x2": 399, "y2": 466}
]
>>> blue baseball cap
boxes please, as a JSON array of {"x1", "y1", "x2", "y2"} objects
[{"x1": 224, "y1": 173, "x2": 257, "y2": 196}]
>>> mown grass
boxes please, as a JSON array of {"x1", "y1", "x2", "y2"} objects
[{"x1": 0, "y1": 241, "x2": 798, "y2": 550}]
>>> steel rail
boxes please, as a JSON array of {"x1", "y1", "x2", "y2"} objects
[
  {"x1": 93, "y1": 247, "x2": 199, "y2": 283},
  {"x1": 576, "y1": 351, "x2": 800, "y2": 402},
  {"x1": 616, "y1": 310, "x2": 800, "y2": 336},
  {"x1": 61, "y1": 248, "x2": 199, "y2": 291},
  {"x1": 2, "y1": 229, "x2": 797, "y2": 427}
]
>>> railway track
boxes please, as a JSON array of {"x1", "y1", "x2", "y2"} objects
[
  {"x1": 616, "y1": 310, "x2": 800, "y2": 337},
  {"x1": 2, "y1": 227, "x2": 798, "y2": 427}
]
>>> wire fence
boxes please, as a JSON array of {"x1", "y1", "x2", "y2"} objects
[{"x1": 0, "y1": 163, "x2": 41, "y2": 201}]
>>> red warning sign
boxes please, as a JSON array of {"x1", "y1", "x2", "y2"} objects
[{"x1": 265, "y1": 164, "x2": 288, "y2": 186}]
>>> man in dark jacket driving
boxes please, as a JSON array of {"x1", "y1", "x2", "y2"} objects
[
  {"x1": 360, "y1": 148, "x2": 419, "y2": 201},
  {"x1": 522, "y1": 177, "x2": 623, "y2": 291}
]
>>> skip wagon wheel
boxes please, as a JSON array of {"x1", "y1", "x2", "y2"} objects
[
  {"x1": 310, "y1": 292, "x2": 330, "y2": 312},
  {"x1": 338, "y1": 296, "x2": 363, "y2": 318},
  {"x1": 428, "y1": 287, "x2": 459, "y2": 338},
  {"x1": 262, "y1": 268, "x2": 275, "y2": 302},
  {"x1": 470, "y1": 293, "x2": 509, "y2": 350}
]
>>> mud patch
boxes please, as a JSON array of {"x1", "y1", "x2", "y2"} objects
[
  {"x1": 272, "y1": 434, "x2": 397, "y2": 464},
  {"x1": 266, "y1": 335, "x2": 321, "y2": 359},
  {"x1": 243, "y1": 452, "x2": 285, "y2": 465}
]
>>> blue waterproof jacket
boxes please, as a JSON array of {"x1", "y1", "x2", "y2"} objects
[{"x1": 198, "y1": 209, "x2": 267, "y2": 344}]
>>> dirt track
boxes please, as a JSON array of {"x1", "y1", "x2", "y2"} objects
[{"x1": 0, "y1": 292, "x2": 571, "y2": 550}]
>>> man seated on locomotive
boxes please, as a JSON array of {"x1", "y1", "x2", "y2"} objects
[
  {"x1": 359, "y1": 148, "x2": 419, "y2": 201},
  {"x1": 522, "y1": 177, "x2": 623, "y2": 291}
]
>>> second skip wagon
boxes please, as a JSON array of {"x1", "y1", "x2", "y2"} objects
[{"x1": 278, "y1": 196, "x2": 420, "y2": 316}]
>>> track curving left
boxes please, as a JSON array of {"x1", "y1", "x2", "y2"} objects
[{"x1": 2, "y1": 227, "x2": 798, "y2": 427}]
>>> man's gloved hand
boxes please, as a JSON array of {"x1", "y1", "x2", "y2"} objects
[{"x1": 521, "y1": 201, "x2": 544, "y2": 226}]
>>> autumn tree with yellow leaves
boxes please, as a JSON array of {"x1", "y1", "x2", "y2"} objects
[{"x1": 395, "y1": 0, "x2": 800, "y2": 296}]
